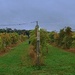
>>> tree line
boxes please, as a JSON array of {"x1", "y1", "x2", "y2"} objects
[{"x1": 0, "y1": 28, "x2": 30, "y2": 37}]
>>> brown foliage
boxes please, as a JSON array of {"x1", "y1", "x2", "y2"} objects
[
  {"x1": 29, "y1": 45, "x2": 37, "y2": 65},
  {"x1": 29, "y1": 45, "x2": 44, "y2": 66},
  {"x1": 29, "y1": 46, "x2": 36, "y2": 59}
]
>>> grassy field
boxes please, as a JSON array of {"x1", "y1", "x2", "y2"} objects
[{"x1": 0, "y1": 41, "x2": 75, "y2": 75}]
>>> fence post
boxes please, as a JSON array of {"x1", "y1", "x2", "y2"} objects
[{"x1": 35, "y1": 21, "x2": 40, "y2": 68}]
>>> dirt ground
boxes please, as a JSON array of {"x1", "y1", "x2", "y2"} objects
[{"x1": 66, "y1": 48, "x2": 75, "y2": 53}]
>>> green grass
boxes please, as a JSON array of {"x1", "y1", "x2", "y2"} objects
[
  {"x1": 0, "y1": 41, "x2": 32, "y2": 75},
  {"x1": 44, "y1": 45, "x2": 75, "y2": 75},
  {"x1": 0, "y1": 41, "x2": 75, "y2": 75}
]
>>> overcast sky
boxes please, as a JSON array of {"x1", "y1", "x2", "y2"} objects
[{"x1": 0, "y1": 0, "x2": 75, "y2": 31}]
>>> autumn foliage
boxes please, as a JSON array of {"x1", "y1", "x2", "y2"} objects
[
  {"x1": 0, "y1": 33, "x2": 27, "y2": 51},
  {"x1": 49, "y1": 27, "x2": 73, "y2": 49}
]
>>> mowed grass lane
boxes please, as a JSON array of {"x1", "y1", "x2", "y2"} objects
[
  {"x1": 0, "y1": 41, "x2": 32, "y2": 75},
  {"x1": 0, "y1": 41, "x2": 75, "y2": 75},
  {"x1": 44, "y1": 45, "x2": 75, "y2": 75}
]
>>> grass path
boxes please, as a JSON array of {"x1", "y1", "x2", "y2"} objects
[
  {"x1": 0, "y1": 41, "x2": 32, "y2": 75},
  {"x1": 44, "y1": 45, "x2": 75, "y2": 75},
  {"x1": 0, "y1": 41, "x2": 75, "y2": 75}
]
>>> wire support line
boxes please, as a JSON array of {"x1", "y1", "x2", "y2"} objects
[{"x1": 0, "y1": 21, "x2": 36, "y2": 26}]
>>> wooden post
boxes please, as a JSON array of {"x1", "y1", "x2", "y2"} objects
[{"x1": 35, "y1": 21, "x2": 40, "y2": 67}]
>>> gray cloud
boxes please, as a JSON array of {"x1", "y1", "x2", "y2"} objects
[{"x1": 0, "y1": 0, "x2": 75, "y2": 31}]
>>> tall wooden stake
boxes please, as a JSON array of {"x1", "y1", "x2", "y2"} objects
[{"x1": 35, "y1": 21, "x2": 40, "y2": 68}]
